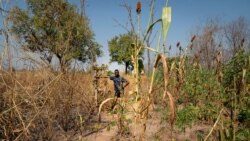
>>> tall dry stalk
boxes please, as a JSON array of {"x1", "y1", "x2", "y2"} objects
[
  {"x1": 154, "y1": 54, "x2": 176, "y2": 127},
  {"x1": 98, "y1": 1, "x2": 175, "y2": 140}
]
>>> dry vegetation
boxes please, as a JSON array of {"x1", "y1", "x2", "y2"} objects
[
  {"x1": 0, "y1": 0, "x2": 250, "y2": 141},
  {"x1": 0, "y1": 70, "x2": 96, "y2": 140},
  {"x1": 0, "y1": 48, "x2": 249, "y2": 141},
  {"x1": 0, "y1": 68, "x2": 151, "y2": 140}
]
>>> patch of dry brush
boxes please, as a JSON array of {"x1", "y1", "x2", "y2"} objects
[{"x1": 0, "y1": 69, "x2": 96, "y2": 140}]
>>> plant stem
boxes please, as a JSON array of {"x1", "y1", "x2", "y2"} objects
[
  {"x1": 204, "y1": 109, "x2": 223, "y2": 141},
  {"x1": 149, "y1": 28, "x2": 162, "y2": 94},
  {"x1": 135, "y1": 1, "x2": 141, "y2": 101}
]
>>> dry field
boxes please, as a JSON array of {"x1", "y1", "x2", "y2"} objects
[
  {"x1": 0, "y1": 69, "x2": 212, "y2": 141},
  {"x1": 0, "y1": 69, "x2": 97, "y2": 140}
]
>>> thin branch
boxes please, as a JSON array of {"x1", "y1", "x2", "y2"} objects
[
  {"x1": 0, "y1": 7, "x2": 10, "y2": 13},
  {"x1": 120, "y1": 0, "x2": 135, "y2": 33},
  {"x1": 113, "y1": 18, "x2": 130, "y2": 32}
]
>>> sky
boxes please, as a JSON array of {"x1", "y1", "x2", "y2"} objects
[
  {"x1": 75, "y1": 0, "x2": 250, "y2": 71},
  {"x1": 1, "y1": 0, "x2": 250, "y2": 71}
]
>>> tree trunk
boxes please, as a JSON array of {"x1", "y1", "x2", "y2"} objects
[
  {"x1": 125, "y1": 61, "x2": 129, "y2": 74},
  {"x1": 57, "y1": 55, "x2": 66, "y2": 73}
]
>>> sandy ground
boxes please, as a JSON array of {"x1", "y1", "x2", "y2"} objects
[{"x1": 51, "y1": 105, "x2": 210, "y2": 141}]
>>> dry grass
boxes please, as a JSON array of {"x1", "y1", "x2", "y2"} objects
[
  {"x1": 0, "y1": 68, "x2": 142, "y2": 140},
  {"x1": 0, "y1": 69, "x2": 97, "y2": 140}
]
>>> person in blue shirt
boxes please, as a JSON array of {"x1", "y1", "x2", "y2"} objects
[{"x1": 109, "y1": 69, "x2": 129, "y2": 98}]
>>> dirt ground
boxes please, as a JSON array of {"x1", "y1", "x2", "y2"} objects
[
  {"x1": 52, "y1": 105, "x2": 211, "y2": 141},
  {"x1": 49, "y1": 73, "x2": 211, "y2": 141}
]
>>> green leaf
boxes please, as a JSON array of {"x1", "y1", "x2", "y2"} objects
[
  {"x1": 162, "y1": 6, "x2": 171, "y2": 43},
  {"x1": 143, "y1": 19, "x2": 162, "y2": 42}
]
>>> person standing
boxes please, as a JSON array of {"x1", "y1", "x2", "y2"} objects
[{"x1": 109, "y1": 69, "x2": 129, "y2": 98}]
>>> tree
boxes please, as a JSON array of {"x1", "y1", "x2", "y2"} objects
[
  {"x1": 8, "y1": 0, "x2": 102, "y2": 71},
  {"x1": 108, "y1": 32, "x2": 143, "y2": 74},
  {"x1": 191, "y1": 19, "x2": 222, "y2": 69},
  {"x1": 224, "y1": 17, "x2": 250, "y2": 56},
  {"x1": 0, "y1": 0, "x2": 12, "y2": 71}
]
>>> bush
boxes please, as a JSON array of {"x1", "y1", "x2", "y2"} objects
[{"x1": 175, "y1": 104, "x2": 199, "y2": 132}]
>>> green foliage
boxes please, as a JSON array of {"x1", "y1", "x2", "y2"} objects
[
  {"x1": 108, "y1": 32, "x2": 143, "y2": 73},
  {"x1": 175, "y1": 104, "x2": 199, "y2": 131},
  {"x1": 235, "y1": 128, "x2": 250, "y2": 141},
  {"x1": 113, "y1": 103, "x2": 131, "y2": 135},
  {"x1": 107, "y1": 70, "x2": 113, "y2": 76},
  {"x1": 149, "y1": 17, "x2": 250, "y2": 140},
  {"x1": 108, "y1": 32, "x2": 134, "y2": 64},
  {"x1": 154, "y1": 63, "x2": 164, "y2": 86},
  {"x1": 223, "y1": 49, "x2": 250, "y2": 128},
  {"x1": 223, "y1": 49, "x2": 250, "y2": 90},
  {"x1": 8, "y1": 0, "x2": 102, "y2": 69},
  {"x1": 238, "y1": 100, "x2": 250, "y2": 126},
  {"x1": 161, "y1": 57, "x2": 224, "y2": 133},
  {"x1": 182, "y1": 67, "x2": 223, "y2": 106}
]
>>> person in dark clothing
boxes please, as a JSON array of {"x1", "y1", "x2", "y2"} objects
[{"x1": 109, "y1": 69, "x2": 129, "y2": 98}]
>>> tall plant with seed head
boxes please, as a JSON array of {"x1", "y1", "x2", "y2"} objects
[{"x1": 98, "y1": 0, "x2": 175, "y2": 139}]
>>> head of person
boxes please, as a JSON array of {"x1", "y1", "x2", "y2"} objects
[{"x1": 114, "y1": 69, "x2": 119, "y2": 77}]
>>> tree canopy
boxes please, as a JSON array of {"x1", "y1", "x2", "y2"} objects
[
  {"x1": 108, "y1": 32, "x2": 143, "y2": 73},
  {"x1": 8, "y1": 0, "x2": 102, "y2": 71}
]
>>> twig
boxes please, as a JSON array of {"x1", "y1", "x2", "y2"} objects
[
  {"x1": 14, "y1": 73, "x2": 63, "y2": 141},
  {"x1": 0, "y1": 71, "x2": 40, "y2": 113},
  {"x1": 120, "y1": 0, "x2": 135, "y2": 33},
  {"x1": 113, "y1": 18, "x2": 130, "y2": 32}
]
